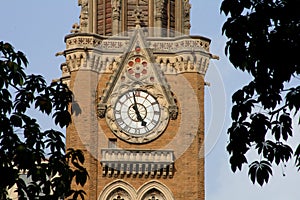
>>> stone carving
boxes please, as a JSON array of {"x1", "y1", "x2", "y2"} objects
[
  {"x1": 150, "y1": 39, "x2": 210, "y2": 52},
  {"x1": 78, "y1": 0, "x2": 89, "y2": 32},
  {"x1": 70, "y1": 23, "x2": 80, "y2": 33},
  {"x1": 169, "y1": 105, "x2": 178, "y2": 120},
  {"x1": 101, "y1": 149, "x2": 174, "y2": 178},
  {"x1": 112, "y1": 0, "x2": 121, "y2": 20},
  {"x1": 64, "y1": 35, "x2": 210, "y2": 75},
  {"x1": 155, "y1": 0, "x2": 165, "y2": 18},
  {"x1": 65, "y1": 36, "x2": 103, "y2": 49},
  {"x1": 143, "y1": 189, "x2": 166, "y2": 200},
  {"x1": 97, "y1": 104, "x2": 107, "y2": 118},
  {"x1": 184, "y1": 0, "x2": 191, "y2": 17},
  {"x1": 133, "y1": 6, "x2": 144, "y2": 27},
  {"x1": 183, "y1": 0, "x2": 191, "y2": 30},
  {"x1": 99, "y1": 180, "x2": 174, "y2": 200},
  {"x1": 107, "y1": 188, "x2": 131, "y2": 200},
  {"x1": 97, "y1": 29, "x2": 181, "y2": 143},
  {"x1": 104, "y1": 83, "x2": 170, "y2": 144}
]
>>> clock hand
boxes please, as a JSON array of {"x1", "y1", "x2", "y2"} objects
[{"x1": 132, "y1": 91, "x2": 147, "y2": 126}]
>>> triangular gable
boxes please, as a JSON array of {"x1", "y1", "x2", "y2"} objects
[{"x1": 98, "y1": 28, "x2": 178, "y2": 120}]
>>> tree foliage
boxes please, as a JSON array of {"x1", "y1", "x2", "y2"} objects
[
  {"x1": 0, "y1": 41, "x2": 88, "y2": 199},
  {"x1": 221, "y1": 0, "x2": 300, "y2": 185}
]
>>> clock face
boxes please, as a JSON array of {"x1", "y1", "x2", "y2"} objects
[{"x1": 113, "y1": 90, "x2": 161, "y2": 136}]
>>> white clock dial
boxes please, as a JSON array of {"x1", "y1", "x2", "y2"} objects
[{"x1": 114, "y1": 90, "x2": 161, "y2": 136}]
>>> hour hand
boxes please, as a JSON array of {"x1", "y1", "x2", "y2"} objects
[{"x1": 132, "y1": 91, "x2": 147, "y2": 126}]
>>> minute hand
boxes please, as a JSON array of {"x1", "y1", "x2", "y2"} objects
[{"x1": 132, "y1": 91, "x2": 147, "y2": 126}]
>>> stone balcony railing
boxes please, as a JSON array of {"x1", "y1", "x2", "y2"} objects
[{"x1": 100, "y1": 149, "x2": 174, "y2": 178}]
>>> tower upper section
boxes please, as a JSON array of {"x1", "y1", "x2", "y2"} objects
[{"x1": 76, "y1": 0, "x2": 191, "y2": 36}]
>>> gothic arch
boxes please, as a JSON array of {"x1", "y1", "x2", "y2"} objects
[
  {"x1": 137, "y1": 181, "x2": 174, "y2": 200},
  {"x1": 98, "y1": 180, "x2": 136, "y2": 200}
]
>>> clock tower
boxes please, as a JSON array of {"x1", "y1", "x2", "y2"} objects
[{"x1": 60, "y1": 1, "x2": 215, "y2": 199}]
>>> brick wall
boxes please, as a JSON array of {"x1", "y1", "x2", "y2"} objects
[{"x1": 66, "y1": 70, "x2": 205, "y2": 199}]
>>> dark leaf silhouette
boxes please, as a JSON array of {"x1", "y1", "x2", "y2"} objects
[
  {"x1": 0, "y1": 42, "x2": 88, "y2": 199},
  {"x1": 221, "y1": 0, "x2": 300, "y2": 185}
]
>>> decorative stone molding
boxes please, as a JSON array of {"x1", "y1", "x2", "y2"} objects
[
  {"x1": 98, "y1": 180, "x2": 174, "y2": 200},
  {"x1": 137, "y1": 181, "x2": 175, "y2": 200},
  {"x1": 112, "y1": 0, "x2": 121, "y2": 35},
  {"x1": 103, "y1": 84, "x2": 171, "y2": 144},
  {"x1": 168, "y1": 105, "x2": 178, "y2": 120},
  {"x1": 107, "y1": 188, "x2": 131, "y2": 200},
  {"x1": 63, "y1": 31, "x2": 212, "y2": 74},
  {"x1": 98, "y1": 180, "x2": 136, "y2": 200},
  {"x1": 183, "y1": 0, "x2": 191, "y2": 33},
  {"x1": 65, "y1": 52, "x2": 85, "y2": 72},
  {"x1": 149, "y1": 37, "x2": 210, "y2": 52},
  {"x1": 97, "y1": 29, "x2": 180, "y2": 143},
  {"x1": 78, "y1": 0, "x2": 89, "y2": 32},
  {"x1": 60, "y1": 62, "x2": 70, "y2": 78},
  {"x1": 70, "y1": 23, "x2": 80, "y2": 34},
  {"x1": 101, "y1": 149, "x2": 174, "y2": 178},
  {"x1": 156, "y1": 54, "x2": 210, "y2": 75},
  {"x1": 112, "y1": 0, "x2": 121, "y2": 20},
  {"x1": 133, "y1": 6, "x2": 144, "y2": 28},
  {"x1": 155, "y1": 0, "x2": 165, "y2": 19},
  {"x1": 65, "y1": 34, "x2": 104, "y2": 49}
]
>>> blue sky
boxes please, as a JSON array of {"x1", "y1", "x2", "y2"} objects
[{"x1": 1, "y1": 0, "x2": 300, "y2": 199}]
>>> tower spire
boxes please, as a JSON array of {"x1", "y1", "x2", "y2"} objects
[{"x1": 76, "y1": 0, "x2": 192, "y2": 36}]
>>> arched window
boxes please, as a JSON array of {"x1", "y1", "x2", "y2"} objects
[
  {"x1": 137, "y1": 181, "x2": 174, "y2": 200},
  {"x1": 98, "y1": 180, "x2": 136, "y2": 200},
  {"x1": 107, "y1": 188, "x2": 132, "y2": 200},
  {"x1": 141, "y1": 188, "x2": 166, "y2": 200}
]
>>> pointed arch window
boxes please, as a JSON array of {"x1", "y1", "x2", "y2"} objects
[
  {"x1": 107, "y1": 188, "x2": 132, "y2": 200},
  {"x1": 141, "y1": 188, "x2": 166, "y2": 200}
]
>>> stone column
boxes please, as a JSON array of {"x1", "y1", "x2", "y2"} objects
[
  {"x1": 183, "y1": 0, "x2": 191, "y2": 35},
  {"x1": 154, "y1": 0, "x2": 164, "y2": 37},
  {"x1": 112, "y1": 0, "x2": 121, "y2": 35}
]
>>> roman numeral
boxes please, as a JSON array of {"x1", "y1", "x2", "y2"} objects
[
  {"x1": 135, "y1": 129, "x2": 140, "y2": 134},
  {"x1": 151, "y1": 120, "x2": 158, "y2": 126},
  {"x1": 116, "y1": 118, "x2": 124, "y2": 126},
  {"x1": 144, "y1": 126, "x2": 150, "y2": 132},
  {"x1": 154, "y1": 111, "x2": 160, "y2": 115},
  {"x1": 123, "y1": 125, "x2": 131, "y2": 132},
  {"x1": 134, "y1": 90, "x2": 141, "y2": 97},
  {"x1": 125, "y1": 93, "x2": 131, "y2": 99}
]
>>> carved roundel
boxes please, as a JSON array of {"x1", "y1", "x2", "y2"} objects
[
  {"x1": 106, "y1": 88, "x2": 169, "y2": 144},
  {"x1": 126, "y1": 57, "x2": 149, "y2": 80}
]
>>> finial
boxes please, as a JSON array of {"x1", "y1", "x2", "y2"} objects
[
  {"x1": 133, "y1": 6, "x2": 144, "y2": 28},
  {"x1": 71, "y1": 23, "x2": 80, "y2": 33}
]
